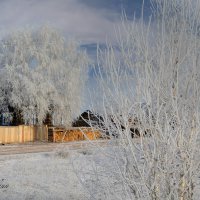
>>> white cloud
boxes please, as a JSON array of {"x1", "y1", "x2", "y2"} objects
[{"x1": 0, "y1": 0, "x2": 121, "y2": 44}]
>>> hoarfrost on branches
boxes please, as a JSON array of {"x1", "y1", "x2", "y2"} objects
[
  {"x1": 0, "y1": 26, "x2": 89, "y2": 126},
  {"x1": 75, "y1": 0, "x2": 200, "y2": 199}
]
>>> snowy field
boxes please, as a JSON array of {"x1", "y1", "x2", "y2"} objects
[
  {"x1": 0, "y1": 139, "x2": 200, "y2": 200},
  {"x1": 0, "y1": 144, "x2": 93, "y2": 200},
  {"x1": 0, "y1": 140, "x2": 119, "y2": 200}
]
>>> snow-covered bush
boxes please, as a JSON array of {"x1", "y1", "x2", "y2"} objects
[
  {"x1": 75, "y1": 0, "x2": 200, "y2": 199},
  {"x1": 0, "y1": 26, "x2": 89, "y2": 126}
]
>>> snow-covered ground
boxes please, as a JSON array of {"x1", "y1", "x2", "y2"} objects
[
  {"x1": 0, "y1": 140, "x2": 199, "y2": 200},
  {"x1": 0, "y1": 140, "x2": 119, "y2": 200},
  {"x1": 0, "y1": 146, "x2": 91, "y2": 200}
]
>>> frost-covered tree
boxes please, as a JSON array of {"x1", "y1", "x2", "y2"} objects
[
  {"x1": 73, "y1": 0, "x2": 200, "y2": 199},
  {"x1": 0, "y1": 26, "x2": 89, "y2": 126}
]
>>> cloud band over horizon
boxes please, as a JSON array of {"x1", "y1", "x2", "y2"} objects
[{"x1": 0, "y1": 0, "x2": 151, "y2": 44}]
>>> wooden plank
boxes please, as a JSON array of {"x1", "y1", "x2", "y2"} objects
[
  {"x1": 53, "y1": 128, "x2": 101, "y2": 143},
  {"x1": 0, "y1": 125, "x2": 48, "y2": 144}
]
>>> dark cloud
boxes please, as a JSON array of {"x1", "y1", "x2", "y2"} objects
[{"x1": 78, "y1": 0, "x2": 152, "y2": 20}]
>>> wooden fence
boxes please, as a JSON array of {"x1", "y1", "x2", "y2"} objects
[
  {"x1": 0, "y1": 125, "x2": 48, "y2": 144},
  {"x1": 48, "y1": 127, "x2": 101, "y2": 142}
]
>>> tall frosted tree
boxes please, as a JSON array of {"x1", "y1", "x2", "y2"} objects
[
  {"x1": 73, "y1": 0, "x2": 200, "y2": 199},
  {"x1": 0, "y1": 26, "x2": 89, "y2": 126}
]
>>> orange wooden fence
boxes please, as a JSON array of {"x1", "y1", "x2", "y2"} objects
[{"x1": 0, "y1": 125, "x2": 48, "y2": 144}]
